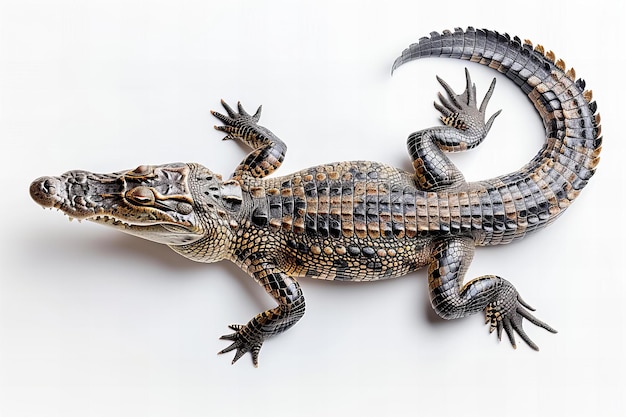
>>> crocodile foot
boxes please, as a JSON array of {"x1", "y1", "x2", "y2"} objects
[
  {"x1": 218, "y1": 324, "x2": 264, "y2": 367},
  {"x1": 211, "y1": 100, "x2": 263, "y2": 143},
  {"x1": 434, "y1": 68, "x2": 501, "y2": 135},
  {"x1": 211, "y1": 99, "x2": 286, "y2": 179},
  {"x1": 485, "y1": 281, "x2": 558, "y2": 350}
]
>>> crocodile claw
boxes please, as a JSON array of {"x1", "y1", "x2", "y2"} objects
[
  {"x1": 485, "y1": 289, "x2": 557, "y2": 351},
  {"x1": 211, "y1": 100, "x2": 262, "y2": 127},
  {"x1": 218, "y1": 324, "x2": 264, "y2": 367}
]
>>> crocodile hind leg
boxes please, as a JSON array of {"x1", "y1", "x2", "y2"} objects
[
  {"x1": 428, "y1": 236, "x2": 557, "y2": 349},
  {"x1": 219, "y1": 255, "x2": 305, "y2": 367},
  {"x1": 407, "y1": 69, "x2": 501, "y2": 191},
  {"x1": 212, "y1": 100, "x2": 287, "y2": 180}
]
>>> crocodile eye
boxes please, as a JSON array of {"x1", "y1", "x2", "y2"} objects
[
  {"x1": 126, "y1": 186, "x2": 155, "y2": 205},
  {"x1": 131, "y1": 165, "x2": 152, "y2": 175}
]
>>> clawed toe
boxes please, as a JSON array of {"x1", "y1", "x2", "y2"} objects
[
  {"x1": 486, "y1": 291, "x2": 557, "y2": 351},
  {"x1": 218, "y1": 324, "x2": 264, "y2": 367},
  {"x1": 212, "y1": 100, "x2": 262, "y2": 125}
]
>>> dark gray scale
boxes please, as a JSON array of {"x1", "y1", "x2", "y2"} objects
[
  {"x1": 315, "y1": 215, "x2": 330, "y2": 237},
  {"x1": 315, "y1": 174, "x2": 331, "y2": 238},
  {"x1": 457, "y1": 27, "x2": 477, "y2": 60},
  {"x1": 390, "y1": 187, "x2": 406, "y2": 238},
  {"x1": 564, "y1": 107, "x2": 598, "y2": 133},
  {"x1": 329, "y1": 178, "x2": 342, "y2": 196},
  {"x1": 365, "y1": 189, "x2": 379, "y2": 230},
  {"x1": 478, "y1": 29, "x2": 498, "y2": 63},
  {"x1": 328, "y1": 175, "x2": 343, "y2": 239},
  {"x1": 377, "y1": 182, "x2": 393, "y2": 238},
  {"x1": 469, "y1": 27, "x2": 487, "y2": 62},
  {"x1": 495, "y1": 185, "x2": 517, "y2": 243},
  {"x1": 526, "y1": 178, "x2": 551, "y2": 229},
  {"x1": 347, "y1": 245, "x2": 361, "y2": 257},
  {"x1": 251, "y1": 195, "x2": 270, "y2": 227},
  {"x1": 428, "y1": 30, "x2": 444, "y2": 56},
  {"x1": 490, "y1": 31, "x2": 511, "y2": 69},
  {"x1": 448, "y1": 192, "x2": 461, "y2": 234},
  {"x1": 268, "y1": 192, "x2": 282, "y2": 222},
  {"x1": 304, "y1": 213, "x2": 316, "y2": 236},
  {"x1": 489, "y1": 188, "x2": 505, "y2": 234},
  {"x1": 402, "y1": 187, "x2": 417, "y2": 219},
  {"x1": 536, "y1": 89, "x2": 562, "y2": 115},
  {"x1": 522, "y1": 177, "x2": 544, "y2": 223},
  {"x1": 544, "y1": 165, "x2": 569, "y2": 203},
  {"x1": 469, "y1": 191, "x2": 483, "y2": 232},
  {"x1": 437, "y1": 193, "x2": 452, "y2": 235},
  {"x1": 281, "y1": 191, "x2": 294, "y2": 213},
  {"x1": 341, "y1": 178, "x2": 353, "y2": 198},
  {"x1": 503, "y1": 183, "x2": 524, "y2": 237},
  {"x1": 303, "y1": 176, "x2": 317, "y2": 198},
  {"x1": 509, "y1": 178, "x2": 526, "y2": 219},
  {"x1": 513, "y1": 179, "x2": 532, "y2": 226},
  {"x1": 500, "y1": 36, "x2": 525, "y2": 82},
  {"x1": 448, "y1": 27, "x2": 465, "y2": 59},
  {"x1": 556, "y1": 142, "x2": 587, "y2": 179},
  {"x1": 353, "y1": 188, "x2": 366, "y2": 225},
  {"x1": 458, "y1": 191, "x2": 472, "y2": 233},
  {"x1": 303, "y1": 172, "x2": 318, "y2": 236},
  {"x1": 520, "y1": 42, "x2": 552, "y2": 88},
  {"x1": 293, "y1": 196, "x2": 306, "y2": 227},
  {"x1": 509, "y1": 50, "x2": 536, "y2": 87}
]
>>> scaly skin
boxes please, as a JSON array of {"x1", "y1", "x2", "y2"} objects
[{"x1": 30, "y1": 28, "x2": 601, "y2": 367}]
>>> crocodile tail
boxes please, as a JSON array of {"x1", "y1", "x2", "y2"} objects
[{"x1": 392, "y1": 27, "x2": 601, "y2": 244}]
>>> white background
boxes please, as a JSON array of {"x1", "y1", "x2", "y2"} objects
[{"x1": 1, "y1": 1, "x2": 624, "y2": 416}]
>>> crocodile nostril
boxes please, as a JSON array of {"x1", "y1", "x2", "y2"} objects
[
  {"x1": 30, "y1": 176, "x2": 62, "y2": 207},
  {"x1": 43, "y1": 178, "x2": 57, "y2": 195}
]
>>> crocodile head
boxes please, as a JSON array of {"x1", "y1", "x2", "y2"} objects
[{"x1": 30, "y1": 163, "x2": 205, "y2": 246}]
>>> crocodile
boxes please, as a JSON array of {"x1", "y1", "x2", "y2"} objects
[{"x1": 29, "y1": 27, "x2": 601, "y2": 367}]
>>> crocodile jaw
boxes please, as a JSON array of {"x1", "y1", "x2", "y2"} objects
[{"x1": 29, "y1": 163, "x2": 204, "y2": 246}]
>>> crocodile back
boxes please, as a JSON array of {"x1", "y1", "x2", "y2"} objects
[{"x1": 250, "y1": 161, "x2": 422, "y2": 241}]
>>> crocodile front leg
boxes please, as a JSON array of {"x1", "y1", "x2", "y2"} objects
[
  {"x1": 219, "y1": 254, "x2": 305, "y2": 367},
  {"x1": 211, "y1": 100, "x2": 287, "y2": 180},
  {"x1": 428, "y1": 237, "x2": 557, "y2": 349},
  {"x1": 407, "y1": 69, "x2": 501, "y2": 191}
]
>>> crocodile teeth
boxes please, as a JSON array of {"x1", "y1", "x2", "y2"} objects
[{"x1": 91, "y1": 214, "x2": 134, "y2": 229}]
